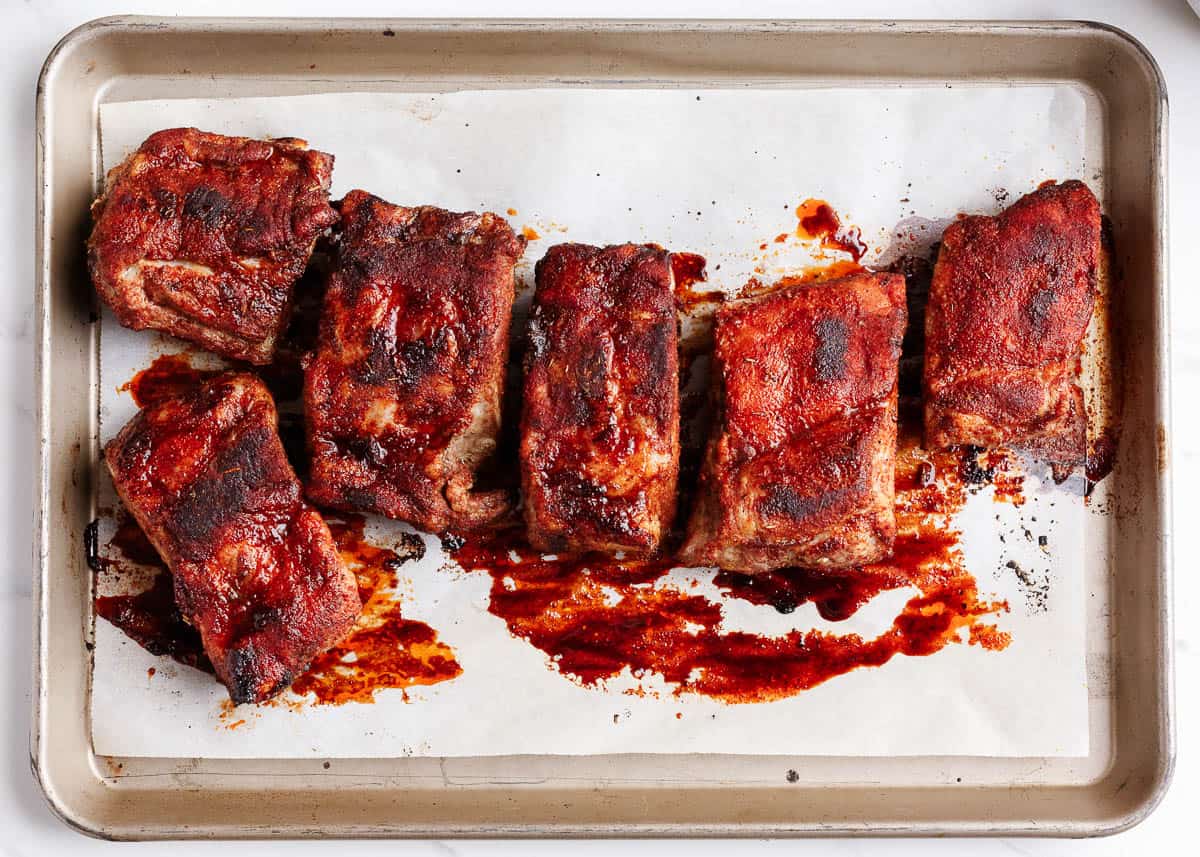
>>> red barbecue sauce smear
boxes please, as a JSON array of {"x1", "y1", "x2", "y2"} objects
[
  {"x1": 119, "y1": 353, "x2": 222, "y2": 408},
  {"x1": 737, "y1": 260, "x2": 868, "y2": 299},
  {"x1": 671, "y1": 252, "x2": 723, "y2": 312},
  {"x1": 94, "y1": 513, "x2": 461, "y2": 705},
  {"x1": 92, "y1": 517, "x2": 211, "y2": 672},
  {"x1": 290, "y1": 516, "x2": 462, "y2": 704},
  {"x1": 794, "y1": 198, "x2": 868, "y2": 261},
  {"x1": 448, "y1": 405, "x2": 1009, "y2": 703}
]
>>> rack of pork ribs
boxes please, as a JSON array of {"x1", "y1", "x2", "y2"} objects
[{"x1": 92, "y1": 128, "x2": 1100, "y2": 703}]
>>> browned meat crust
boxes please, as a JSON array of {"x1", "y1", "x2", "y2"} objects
[
  {"x1": 105, "y1": 373, "x2": 361, "y2": 704},
  {"x1": 923, "y1": 180, "x2": 1100, "y2": 468},
  {"x1": 520, "y1": 243, "x2": 680, "y2": 555},
  {"x1": 679, "y1": 273, "x2": 907, "y2": 573},
  {"x1": 88, "y1": 128, "x2": 337, "y2": 364},
  {"x1": 304, "y1": 190, "x2": 525, "y2": 533}
]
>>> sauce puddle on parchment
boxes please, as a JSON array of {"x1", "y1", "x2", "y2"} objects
[
  {"x1": 289, "y1": 516, "x2": 462, "y2": 704},
  {"x1": 447, "y1": 402, "x2": 1010, "y2": 704},
  {"x1": 794, "y1": 198, "x2": 868, "y2": 261}
]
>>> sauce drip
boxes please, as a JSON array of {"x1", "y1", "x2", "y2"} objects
[
  {"x1": 737, "y1": 260, "x2": 867, "y2": 299},
  {"x1": 289, "y1": 515, "x2": 462, "y2": 704},
  {"x1": 448, "y1": 405, "x2": 1010, "y2": 703},
  {"x1": 92, "y1": 515, "x2": 210, "y2": 672},
  {"x1": 794, "y1": 199, "x2": 868, "y2": 261},
  {"x1": 1085, "y1": 428, "x2": 1118, "y2": 491},
  {"x1": 119, "y1": 353, "x2": 222, "y2": 408},
  {"x1": 671, "y1": 251, "x2": 722, "y2": 311}
]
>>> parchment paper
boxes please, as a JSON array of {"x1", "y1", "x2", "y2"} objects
[{"x1": 92, "y1": 87, "x2": 1100, "y2": 758}]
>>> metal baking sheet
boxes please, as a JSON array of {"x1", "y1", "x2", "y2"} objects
[{"x1": 33, "y1": 17, "x2": 1172, "y2": 838}]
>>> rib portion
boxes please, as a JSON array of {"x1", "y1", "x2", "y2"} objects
[
  {"x1": 680, "y1": 273, "x2": 907, "y2": 573},
  {"x1": 88, "y1": 128, "x2": 338, "y2": 364},
  {"x1": 305, "y1": 190, "x2": 524, "y2": 533},
  {"x1": 521, "y1": 243, "x2": 680, "y2": 555},
  {"x1": 923, "y1": 180, "x2": 1100, "y2": 468},
  {"x1": 105, "y1": 373, "x2": 361, "y2": 704}
]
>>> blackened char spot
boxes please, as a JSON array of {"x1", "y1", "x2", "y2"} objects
[
  {"x1": 166, "y1": 426, "x2": 295, "y2": 552},
  {"x1": 152, "y1": 187, "x2": 177, "y2": 219},
  {"x1": 226, "y1": 645, "x2": 265, "y2": 705},
  {"x1": 342, "y1": 435, "x2": 388, "y2": 466},
  {"x1": 182, "y1": 186, "x2": 231, "y2": 227},
  {"x1": 633, "y1": 321, "x2": 671, "y2": 399},
  {"x1": 1028, "y1": 287, "x2": 1056, "y2": 330},
  {"x1": 568, "y1": 342, "x2": 610, "y2": 425},
  {"x1": 227, "y1": 644, "x2": 291, "y2": 706},
  {"x1": 251, "y1": 605, "x2": 281, "y2": 632},
  {"x1": 812, "y1": 317, "x2": 849, "y2": 381},
  {"x1": 760, "y1": 484, "x2": 848, "y2": 521},
  {"x1": 397, "y1": 336, "x2": 443, "y2": 387}
]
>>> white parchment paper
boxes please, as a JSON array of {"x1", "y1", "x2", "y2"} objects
[{"x1": 92, "y1": 88, "x2": 1099, "y2": 758}]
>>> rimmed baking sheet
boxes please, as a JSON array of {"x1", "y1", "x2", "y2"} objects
[{"x1": 35, "y1": 18, "x2": 1170, "y2": 838}]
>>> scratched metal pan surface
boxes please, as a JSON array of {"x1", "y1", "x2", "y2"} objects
[{"x1": 33, "y1": 17, "x2": 1171, "y2": 839}]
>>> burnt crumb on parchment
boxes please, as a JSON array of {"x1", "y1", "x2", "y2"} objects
[
  {"x1": 1003, "y1": 559, "x2": 1050, "y2": 613},
  {"x1": 440, "y1": 533, "x2": 467, "y2": 552},
  {"x1": 959, "y1": 446, "x2": 995, "y2": 486},
  {"x1": 388, "y1": 532, "x2": 426, "y2": 564},
  {"x1": 786, "y1": 769, "x2": 800, "y2": 783}
]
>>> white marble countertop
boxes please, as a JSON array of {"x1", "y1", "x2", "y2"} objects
[{"x1": 4, "y1": 1, "x2": 1195, "y2": 854}]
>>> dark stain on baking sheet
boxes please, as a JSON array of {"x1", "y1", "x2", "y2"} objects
[
  {"x1": 447, "y1": 402, "x2": 1010, "y2": 703},
  {"x1": 93, "y1": 511, "x2": 462, "y2": 704}
]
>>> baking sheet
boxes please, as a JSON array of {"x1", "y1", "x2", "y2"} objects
[{"x1": 91, "y1": 88, "x2": 1097, "y2": 759}]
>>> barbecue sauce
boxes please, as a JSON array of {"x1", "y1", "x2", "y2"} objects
[
  {"x1": 119, "y1": 353, "x2": 221, "y2": 408},
  {"x1": 794, "y1": 199, "x2": 868, "y2": 261},
  {"x1": 290, "y1": 516, "x2": 462, "y2": 704},
  {"x1": 447, "y1": 405, "x2": 1010, "y2": 703},
  {"x1": 672, "y1": 251, "x2": 722, "y2": 311},
  {"x1": 92, "y1": 515, "x2": 210, "y2": 672}
]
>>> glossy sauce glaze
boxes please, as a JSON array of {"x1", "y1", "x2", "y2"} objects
[{"x1": 448, "y1": 403, "x2": 1010, "y2": 703}]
